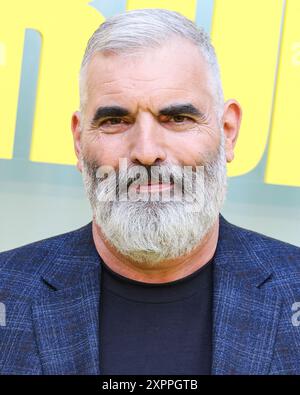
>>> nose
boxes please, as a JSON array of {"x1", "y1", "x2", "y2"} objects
[{"x1": 129, "y1": 113, "x2": 167, "y2": 166}]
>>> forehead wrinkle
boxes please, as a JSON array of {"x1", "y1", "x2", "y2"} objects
[
  {"x1": 88, "y1": 70, "x2": 200, "y2": 91},
  {"x1": 92, "y1": 85, "x2": 202, "y2": 101}
]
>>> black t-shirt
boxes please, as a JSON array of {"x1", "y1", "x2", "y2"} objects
[{"x1": 99, "y1": 256, "x2": 213, "y2": 375}]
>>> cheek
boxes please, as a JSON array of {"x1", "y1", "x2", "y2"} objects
[
  {"x1": 82, "y1": 133, "x2": 127, "y2": 168},
  {"x1": 167, "y1": 133, "x2": 219, "y2": 166}
]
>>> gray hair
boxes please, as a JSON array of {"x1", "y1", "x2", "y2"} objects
[{"x1": 79, "y1": 8, "x2": 224, "y2": 118}]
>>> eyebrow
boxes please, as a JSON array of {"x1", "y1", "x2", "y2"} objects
[
  {"x1": 158, "y1": 103, "x2": 205, "y2": 118},
  {"x1": 92, "y1": 106, "x2": 129, "y2": 123}
]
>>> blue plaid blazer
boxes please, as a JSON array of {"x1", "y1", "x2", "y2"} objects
[{"x1": 0, "y1": 214, "x2": 300, "y2": 375}]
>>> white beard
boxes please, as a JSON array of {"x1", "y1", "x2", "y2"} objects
[{"x1": 82, "y1": 133, "x2": 227, "y2": 266}]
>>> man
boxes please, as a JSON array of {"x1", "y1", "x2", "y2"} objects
[{"x1": 0, "y1": 9, "x2": 300, "y2": 375}]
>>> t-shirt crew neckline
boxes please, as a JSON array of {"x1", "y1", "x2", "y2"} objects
[{"x1": 99, "y1": 256, "x2": 214, "y2": 304}]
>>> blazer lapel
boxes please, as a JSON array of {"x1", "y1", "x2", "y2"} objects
[
  {"x1": 30, "y1": 223, "x2": 102, "y2": 375},
  {"x1": 211, "y1": 216, "x2": 282, "y2": 375},
  {"x1": 32, "y1": 264, "x2": 101, "y2": 375}
]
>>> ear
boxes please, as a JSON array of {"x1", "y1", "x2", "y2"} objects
[
  {"x1": 222, "y1": 99, "x2": 242, "y2": 163},
  {"x1": 71, "y1": 111, "x2": 83, "y2": 172}
]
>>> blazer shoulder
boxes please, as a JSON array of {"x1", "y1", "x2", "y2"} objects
[
  {"x1": 0, "y1": 223, "x2": 92, "y2": 298},
  {"x1": 230, "y1": 219, "x2": 300, "y2": 255},
  {"x1": 223, "y1": 217, "x2": 300, "y2": 294}
]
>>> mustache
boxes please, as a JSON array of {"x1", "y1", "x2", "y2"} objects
[
  {"x1": 86, "y1": 161, "x2": 190, "y2": 187},
  {"x1": 96, "y1": 162, "x2": 203, "y2": 201},
  {"x1": 125, "y1": 165, "x2": 175, "y2": 189}
]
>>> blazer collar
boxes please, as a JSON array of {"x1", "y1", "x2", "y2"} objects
[{"x1": 39, "y1": 215, "x2": 273, "y2": 292}]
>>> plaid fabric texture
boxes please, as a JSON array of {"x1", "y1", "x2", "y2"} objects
[{"x1": 0, "y1": 214, "x2": 300, "y2": 375}]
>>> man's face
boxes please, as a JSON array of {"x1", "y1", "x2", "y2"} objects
[
  {"x1": 72, "y1": 38, "x2": 240, "y2": 265},
  {"x1": 80, "y1": 38, "x2": 221, "y2": 171}
]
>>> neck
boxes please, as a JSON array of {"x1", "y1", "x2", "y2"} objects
[{"x1": 92, "y1": 217, "x2": 219, "y2": 284}]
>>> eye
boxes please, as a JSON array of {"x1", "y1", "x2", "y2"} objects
[
  {"x1": 158, "y1": 113, "x2": 197, "y2": 131},
  {"x1": 163, "y1": 115, "x2": 196, "y2": 126},
  {"x1": 95, "y1": 117, "x2": 132, "y2": 133},
  {"x1": 100, "y1": 117, "x2": 125, "y2": 126},
  {"x1": 91, "y1": 117, "x2": 132, "y2": 134},
  {"x1": 172, "y1": 115, "x2": 190, "y2": 123}
]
